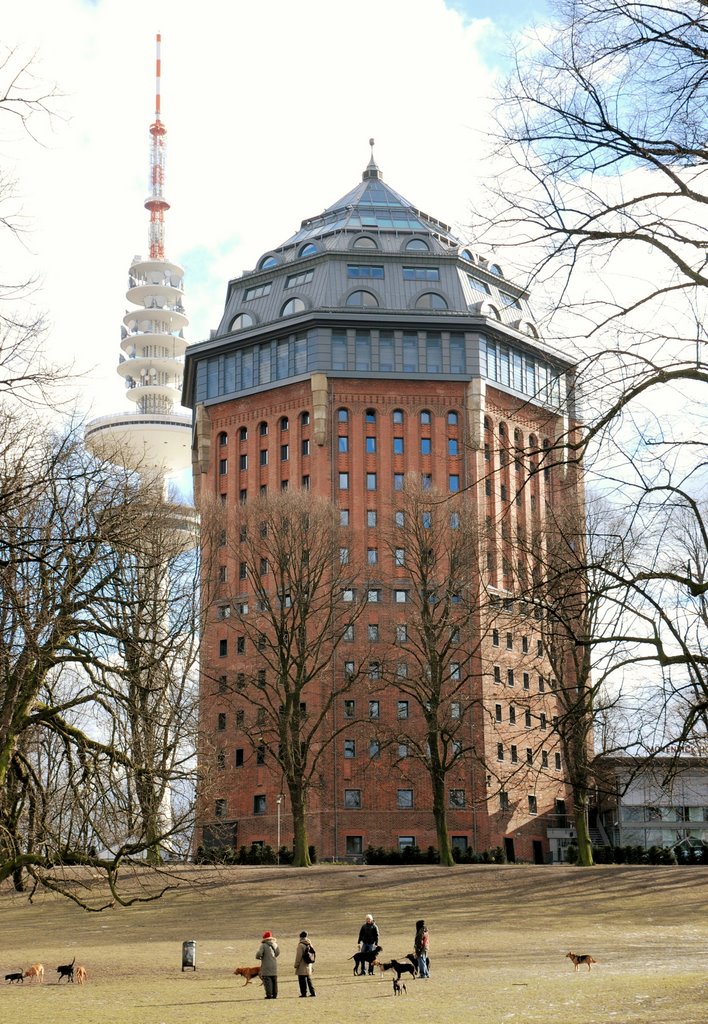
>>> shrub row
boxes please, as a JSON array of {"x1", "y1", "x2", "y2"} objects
[{"x1": 565, "y1": 844, "x2": 708, "y2": 865}]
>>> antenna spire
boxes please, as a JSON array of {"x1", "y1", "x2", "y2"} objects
[{"x1": 145, "y1": 32, "x2": 169, "y2": 260}]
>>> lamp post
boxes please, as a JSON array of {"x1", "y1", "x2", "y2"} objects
[{"x1": 276, "y1": 794, "x2": 282, "y2": 865}]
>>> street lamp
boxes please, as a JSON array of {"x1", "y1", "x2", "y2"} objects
[{"x1": 276, "y1": 794, "x2": 282, "y2": 865}]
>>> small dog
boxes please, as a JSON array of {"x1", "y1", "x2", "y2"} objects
[
  {"x1": 56, "y1": 957, "x2": 75, "y2": 983},
  {"x1": 392, "y1": 978, "x2": 407, "y2": 996},
  {"x1": 566, "y1": 951, "x2": 597, "y2": 972},
  {"x1": 23, "y1": 963, "x2": 44, "y2": 984},
  {"x1": 75, "y1": 965, "x2": 87, "y2": 985},
  {"x1": 233, "y1": 965, "x2": 261, "y2": 986},
  {"x1": 378, "y1": 959, "x2": 417, "y2": 981},
  {"x1": 350, "y1": 944, "x2": 382, "y2": 976},
  {"x1": 5, "y1": 972, "x2": 23, "y2": 984}
]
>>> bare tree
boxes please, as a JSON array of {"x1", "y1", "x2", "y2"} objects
[
  {"x1": 477, "y1": 0, "x2": 708, "y2": 761},
  {"x1": 0, "y1": 43, "x2": 70, "y2": 406},
  {"x1": 0, "y1": 411, "x2": 196, "y2": 904},
  {"x1": 204, "y1": 490, "x2": 365, "y2": 867},
  {"x1": 375, "y1": 479, "x2": 485, "y2": 866}
]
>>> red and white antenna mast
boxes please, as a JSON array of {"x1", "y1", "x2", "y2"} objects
[{"x1": 146, "y1": 33, "x2": 169, "y2": 260}]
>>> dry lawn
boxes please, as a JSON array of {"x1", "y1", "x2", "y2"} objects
[{"x1": 1, "y1": 864, "x2": 706, "y2": 1024}]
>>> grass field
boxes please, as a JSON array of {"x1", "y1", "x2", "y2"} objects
[{"x1": 1, "y1": 864, "x2": 706, "y2": 1024}]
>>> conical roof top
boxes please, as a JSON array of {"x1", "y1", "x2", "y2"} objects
[{"x1": 278, "y1": 141, "x2": 461, "y2": 249}]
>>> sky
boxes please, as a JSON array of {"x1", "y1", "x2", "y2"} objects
[{"x1": 1, "y1": 0, "x2": 551, "y2": 418}]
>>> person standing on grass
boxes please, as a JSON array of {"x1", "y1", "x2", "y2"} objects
[
  {"x1": 256, "y1": 931, "x2": 280, "y2": 999},
  {"x1": 294, "y1": 930, "x2": 316, "y2": 997},
  {"x1": 357, "y1": 913, "x2": 380, "y2": 975},
  {"x1": 414, "y1": 919, "x2": 430, "y2": 978}
]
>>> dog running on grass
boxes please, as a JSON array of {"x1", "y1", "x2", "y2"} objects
[
  {"x1": 23, "y1": 964, "x2": 44, "y2": 984},
  {"x1": 5, "y1": 972, "x2": 23, "y2": 984},
  {"x1": 565, "y1": 951, "x2": 597, "y2": 972},
  {"x1": 75, "y1": 965, "x2": 87, "y2": 985},
  {"x1": 349, "y1": 945, "x2": 383, "y2": 976},
  {"x1": 56, "y1": 957, "x2": 75, "y2": 983},
  {"x1": 376, "y1": 959, "x2": 417, "y2": 981},
  {"x1": 392, "y1": 978, "x2": 407, "y2": 996},
  {"x1": 233, "y1": 965, "x2": 262, "y2": 986}
]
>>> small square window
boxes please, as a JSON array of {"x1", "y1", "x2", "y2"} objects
[
  {"x1": 368, "y1": 548, "x2": 378, "y2": 564},
  {"x1": 394, "y1": 473, "x2": 405, "y2": 491},
  {"x1": 280, "y1": 443, "x2": 289, "y2": 461},
  {"x1": 215, "y1": 798, "x2": 227, "y2": 817},
  {"x1": 393, "y1": 437, "x2": 404, "y2": 455},
  {"x1": 219, "y1": 638, "x2": 228, "y2": 657},
  {"x1": 369, "y1": 740, "x2": 380, "y2": 758},
  {"x1": 421, "y1": 438, "x2": 432, "y2": 455},
  {"x1": 396, "y1": 661, "x2": 408, "y2": 678},
  {"x1": 344, "y1": 789, "x2": 361, "y2": 809},
  {"x1": 366, "y1": 472, "x2": 377, "y2": 490},
  {"x1": 398, "y1": 835, "x2": 416, "y2": 851},
  {"x1": 340, "y1": 509, "x2": 350, "y2": 526},
  {"x1": 397, "y1": 789, "x2": 413, "y2": 809},
  {"x1": 239, "y1": 426, "x2": 248, "y2": 442},
  {"x1": 397, "y1": 700, "x2": 409, "y2": 719},
  {"x1": 398, "y1": 742, "x2": 408, "y2": 758},
  {"x1": 366, "y1": 436, "x2": 377, "y2": 453},
  {"x1": 235, "y1": 748, "x2": 244, "y2": 767},
  {"x1": 344, "y1": 661, "x2": 355, "y2": 680},
  {"x1": 449, "y1": 789, "x2": 465, "y2": 808},
  {"x1": 254, "y1": 794, "x2": 266, "y2": 815},
  {"x1": 339, "y1": 472, "x2": 349, "y2": 490},
  {"x1": 395, "y1": 510, "x2": 405, "y2": 527},
  {"x1": 368, "y1": 624, "x2": 380, "y2": 642},
  {"x1": 239, "y1": 454, "x2": 248, "y2": 470},
  {"x1": 394, "y1": 589, "x2": 408, "y2": 603},
  {"x1": 395, "y1": 624, "x2": 407, "y2": 643},
  {"x1": 395, "y1": 547, "x2": 405, "y2": 566},
  {"x1": 338, "y1": 408, "x2": 349, "y2": 423},
  {"x1": 344, "y1": 739, "x2": 356, "y2": 759},
  {"x1": 450, "y1": 662, "x2": 460, "y2": 680},
  {"x1": 302, "y1": 439, "x2": 310, "y2": 456},
  {"x1": 449, "y1": 474, "x2": 460, "y2": 492},
  {"x1": 217, "y1": 712, "x2": 226, "y2": 731},
  {"x1": 346, "y1": 835, "x2": 363, "y2": 855},
  {"x1": 260, "y1": 449, "x2": 268, "y2": 466},
  {"x1": 451, "y1": 701, "x2": 461, "y2": 719},
  {"x1": 367, "y1": 589, "x2": 381, "y2": 603},
  {"x1": 369, "y1": 700, "x2": 380, "y2": 719},
  {"x1": 339, "y1": 435, "x2": 349, "y2": 452},
  {"x1": 448, "y1": 438, "x2": 459, "y2": 456},
  {"x1": 422, "y1": 473, "x2": 432, "y2": 490},
  {"x1": 342, "y1": 588, "x2": 354, "y2": 602},
  {"x1": 367, "y1": 510, "x2": 377, "y2": 527},
  {"x1": 368, "y1": 661, "x2": 381, "y2": 679},
  {"x1": 340, "y1": 547, "x2": 349, "y2": 564},
  {"x1": 528, "y1": 794, "x2": 538, "y2": 815}
]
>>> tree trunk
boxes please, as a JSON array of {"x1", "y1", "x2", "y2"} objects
[
  {"x1": 573, "y1": 791, "x2": 594, "y2": 866},
  {"x1": 289, "y1": 785, "x2": 311, "y2": 867},
  {"x1": 430, "y1": 740, "x2": 455, "y2": 866}
]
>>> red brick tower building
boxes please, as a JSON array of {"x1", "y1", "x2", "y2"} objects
[{"x1": 183, "y1": 149, "x2": 580, "y2": 864}]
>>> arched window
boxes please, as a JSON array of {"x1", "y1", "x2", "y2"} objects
[
  {"x1": 337, "y1": 407, "x2": 349, "y2": 423},
  {"x1": 392, "y1": 408, "x2": 404, "y2": 424},
  {"x1": 416, "y1": 292, "x2": 448, "y2": 310},
  {"x1": 487, "y1": 304, "x2": 502, "y2": 320},
  {"x1": 259, "y1": 421, "x2": 269, "y2": 437},
  {"x1": 218, "y1": 431, "x2": 228, "y2": 447},
  {"x1": 484, "y1": 416, "x2": 492, "y2": 430},
  {"x1": 406, "y1": 238, "x2": 429, "y2": 252},
  {"x1": 281, "y1": 297, "x2": 305, "y2": 316},
  {"x1": 239, "y1": 426, "x2": 248, "y2": 442},
  {"x1": 346, "y1": 290, "x2": 378, "y2": 307},
  {"x1": 499, "y1": 423, "x2": 506, "y2": 438},
  {"x1": 353, "y1": 236, "x2": 378, "y2": 249},
  {"x1": 365, "y1": 408, "x2": 376, "y2": 423},
  {"x1": 259, "y1": 255, "x2": 279, "y2": 270},
  {"x1": 299, "y1": 243, "x2": 318, "y2": 257},
  {"x1": 524, "y1": 322, "x2": 539, "y2": 338},
  {"x1": 230, "y1": 312, "x2": 254, "y2": 331},
  {"x1": 301, "y1": 411, "x2": 310, "y2": 425},
  {"x1": 280, "y1": 416, "x2": 289, "y2": 431},
  {"x1": 460, "y1": 249, "x2": 474, "y2": 262},
  {"x1": 489, "y1": 263, "x2": 503, "y2": 277},
  {"x1": 420, "y1": 409, "x2": 432, "y2": 426},
  {"x1": 447, "y1": 411, "x2": 458, "y2": 425}
]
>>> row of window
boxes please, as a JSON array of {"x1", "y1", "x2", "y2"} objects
[
  {"x1": 496, "y1": 743, "x2": 562, "y2": 770},
  {"x1": 621, "y1": 805, "x2": 708, "y2": 823},
  {"x1": 213, "y1": 787, "x2": 540, "y2": 820},
  {"x1": 495, "y1": 703, "x2": 556, "y2": 729},
  {"x1": 254, "y1": 236, "x2": 449, "y2": 273},
  {"x1": 239, "y1": 289, "x2": 451, "y2": 315},
  {"x1": 492, "y1": 630, "x2": 542, "y2": 655},
  {"x1": 493, "y1": 666, "x2": 554, "y2": 694},
  {"x1": 337, "y1": 470, "x2": 462, "y2": 493},
  {"x1": 337, "y1": 435, "x2": 460, "y2": 456}
]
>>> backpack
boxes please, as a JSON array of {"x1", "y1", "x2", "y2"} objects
[{"x1": 302, "y1": 943, "x2": 316, "y2": 964}]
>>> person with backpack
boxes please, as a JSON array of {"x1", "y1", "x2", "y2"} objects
[{"x1": 294, "y1": 930, "x2": 316, "y2": 997}]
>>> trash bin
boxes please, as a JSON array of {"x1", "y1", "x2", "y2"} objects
[{"x1": 182, "y1": 940, "x2": 197, "y2": 971}]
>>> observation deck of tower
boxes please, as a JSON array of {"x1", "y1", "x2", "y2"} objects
[{"x1": 85, "y1": 34, "x2": 192, "y2": 477}]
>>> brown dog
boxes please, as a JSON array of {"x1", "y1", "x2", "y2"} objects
[
  {"x1": 233, "y1": 965, "x2": 261, "y2": 986},
  {"x1": 75, "y1": 965, "x2": 87, "y2": 985},
  {"x1": 393, "y1": 978, "x2": 407, "y2": 996},
  {"x1": 566, "y1": 951, "x2": 597, "y2": 972},
  {"x1": 23, "y1": 964, "x2": 44, "y2": 984}
]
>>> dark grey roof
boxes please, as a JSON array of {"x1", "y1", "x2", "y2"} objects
[{"x1": 277, "y1": 150, "x2": 462, "y2": 250}]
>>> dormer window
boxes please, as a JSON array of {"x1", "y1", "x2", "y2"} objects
[
  {"x1": 298, "y1": 243, "x2": 318, "y2": 257},
  {"x1": 415, "y1": 292, "x2": 448, "y2": 310},
  {"x1": 346, "y1": 290, "x2": 379, "y2": 307},
  {"x1": 230, "y1": 312, "x2": 254, "y2": 331},
  {"x1": 353, "y1": 236, "x2": 378, "y2": 249},
  {"x1": 259, "y1": 255, "x2": 279, "y2": 270},
  {"x1": 281, "y1": 298, "x2": 305, "y2": 316},
  {"x1": 406, "y1": 238, "x2": 429, "y2": 251}
]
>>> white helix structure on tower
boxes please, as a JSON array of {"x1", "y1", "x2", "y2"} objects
[{"x1": 85, "y1": 33, "x2": 192, "y2": 478}]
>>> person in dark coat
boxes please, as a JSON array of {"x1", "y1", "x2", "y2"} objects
[
  {"x1": 357, "y1": 913, "x2": 380, "y2": 976},
  {"x1": 294, "y1": 930, "x2": 316, "y2": 997},
  {"x1": 414, "y1": 918, "x2": 430, "y2": 977},
  {"x1": 256, "y1": 931, "x2": 280, "y2": 999}
]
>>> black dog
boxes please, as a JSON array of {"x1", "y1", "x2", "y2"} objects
[
  {"x1": 5, "y1": 972, "x2": 23, "y2": 984},
  {"x1": 56, "y1": 957, "x2": 75, "y2": 983},
  {"x1": 406, "y1": 953, "x2": 432, "y2": 973},
  {"x1": 350, "y1": 944, "x2": 382, "y2": 976},
  {"x1": 380, "y1": 959, "x2": 416, "y2": 981}
]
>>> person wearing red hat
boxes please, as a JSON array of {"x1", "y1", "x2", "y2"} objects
[{"x1": 256, "y1": 931, "x2": 280, "y2": 999}]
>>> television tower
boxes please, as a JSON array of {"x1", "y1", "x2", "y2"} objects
[{"x1": 86, "y1": 33, "x2": 192, "y2": 477}]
